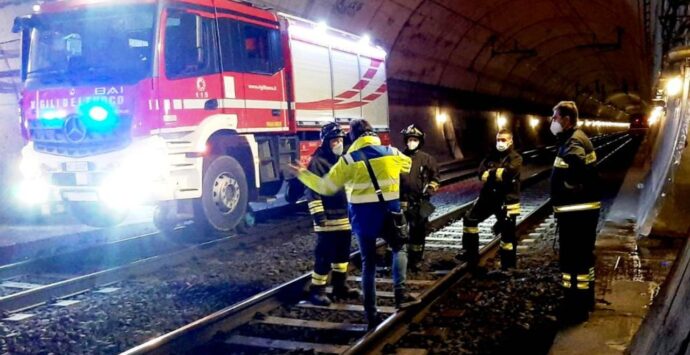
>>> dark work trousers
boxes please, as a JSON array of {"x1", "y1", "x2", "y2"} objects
[
  {"x1": 312, "y1": 230, "x2": 353, "y2": 285},
  {"x1": 556, "y1": 208, "x2": 599, "y2": 317},
  {"x1": 407, "y1": 209, "x2": 428, "y2": 264},
  {"x1": 462, "y1": 196, "x2": 517, "y2": 269}
]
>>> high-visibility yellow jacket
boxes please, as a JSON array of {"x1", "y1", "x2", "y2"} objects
[{"x1": 297, "y1": 134, "x2": 412, "y2": 204}]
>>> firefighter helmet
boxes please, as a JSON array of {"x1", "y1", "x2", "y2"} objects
[
  {"x1": 401, "y1": 124, "x2": 425, "y2": 141},
  {"x1": 320, "y1": 122, "x2": 346, "y2": 142}
]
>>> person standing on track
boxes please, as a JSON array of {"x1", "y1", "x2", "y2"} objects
[
  {"x1": 400, "y1": 124, "x2": 440, "y2": 271},
  {"x1": 550, "y1": 101, "x2": 601, "y2": 324},
  {"x1": 289, "y1": 119, "x2": 418, "y2": 330},
  {"x1": 305, "y1": 122, "x2": 361, "y2": 306},
  {"x1": 456, "y1": 129, "x2": 522, "y2": 272}
]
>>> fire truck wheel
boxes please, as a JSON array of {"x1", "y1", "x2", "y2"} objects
[
  {"x1": 68, "y1": 202, "x2": 127, "y2": 228},
  {"x1": 194, "y1": 155, "x2": 248, "y2": 233}
]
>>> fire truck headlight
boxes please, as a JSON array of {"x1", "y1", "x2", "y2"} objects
[
  {"x1": 15, "y1": 178, "x2": 50, "y2": 205},
  {"x1": 100, "y1": 137, "x2": 169, "y2": 209},
  {"x1": 19, "y1": 145, "x2": 42, "y2": 179}
]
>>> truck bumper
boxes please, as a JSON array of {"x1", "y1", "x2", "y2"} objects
[{"x1": 15, "y1": 135, "x2": 196, "y2": 208}]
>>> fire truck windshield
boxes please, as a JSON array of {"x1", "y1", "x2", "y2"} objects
[{"x1": 26, "y1": 5, "x2": 156, "y2": 87}]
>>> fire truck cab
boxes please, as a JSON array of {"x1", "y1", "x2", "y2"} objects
[{"x1": 13, "y1": 0, "x2": 390, "y2": 233}]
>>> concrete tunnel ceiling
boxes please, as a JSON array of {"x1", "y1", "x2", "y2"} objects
[
  {"x1": 0, "y1": 0, "x2": 651, "y2": 118},
  {"x1": 257, "y1": 0, "x2": 650, "y2": 118}
]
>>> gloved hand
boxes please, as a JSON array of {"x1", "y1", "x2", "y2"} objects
[
  {"x1": 427, "y1": 182, "x2": 439, "y2": 195},
  {"x1": 481, "y1": 170, "x2": 490, "y2": 182}
]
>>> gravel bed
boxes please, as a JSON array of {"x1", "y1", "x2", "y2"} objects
[
  {"x1": 0, "y1": 148, "x2": 613, "y2": 354},
  {"x1": 0, "y1": 174, "x2": 485, "y2": 355},
  {"x1": 388, "y1": 139, "x2": 639, "y2": 354}
]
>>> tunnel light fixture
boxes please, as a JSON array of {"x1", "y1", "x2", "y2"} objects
[
  {"x1": 316, "y1": 21, "x2": 328, "y2": 33},
  {"x1": 436, "y1": 112, "x2": 448, "y2": 125},
  {"x1": 529, "y1": 117, "x2": 540, "y2": 129},
  {"x1": 581, "y1": 120, "x2": 630, "y2": 129},
  {"x1": 648, "y1": 106, "x2": 664, "y2": 126},
  {"x1": 496, "y1": 114, "x2": 507, "y2": 129},
  {"x1": 666, "y1": 76, "x2": 683, "y2": 97}
]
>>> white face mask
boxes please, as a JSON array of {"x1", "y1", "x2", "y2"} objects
[
  {"x1": 550, "y1": 120, "x2": 563, "y2": 136},
  {"x1": 407, "y1": 141, "x2": 420, "y2": 151},
  {"x1": 496, "y1": 141, "x2": 510, "y2": 151},
  {"x1": 332, "y1": 142, "x2": 344, "y2": 156}
]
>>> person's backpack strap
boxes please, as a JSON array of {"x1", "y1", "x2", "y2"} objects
[{"x1": 359, "y1": 151, "x2": 387, "y2": 205}]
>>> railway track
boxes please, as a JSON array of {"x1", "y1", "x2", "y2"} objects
[
  {"x1": 119, "y1": 135, "x2": 633, "y2": 355},
  {"x1": 0, "y1": 133, "x2": 628, "y2": 353},
  {"x1": 0, "y1": 204, "x2": 309, "y2": 316}
]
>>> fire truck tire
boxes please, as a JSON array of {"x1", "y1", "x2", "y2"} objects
[
  {"x1": 194, "y1": 155, "x2": 248, "y2": 233},
  {"x1": 68, "y1": 202, "x2": 127, "y2": 228}
]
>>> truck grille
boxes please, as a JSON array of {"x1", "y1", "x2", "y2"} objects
[{"x1": 29, "y1": 115, "x2": 132, "y2": 158}]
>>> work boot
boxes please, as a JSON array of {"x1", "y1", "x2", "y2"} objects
[
  {"x1": 408, "y1": 251, "x2": 423, "y2": 271},
  {"x1": 587, "y1": 284, "x2": 596, "y2": 311},
  {"x1": 308, "y1": 285, "x2": 332, "y2": 306},
  {"x1": 499, "y1": 249, "x2": 517, "y2": 270},
  {"x1": 330, "y1": 272, "x2": 360, "y2": 301},
  {"x1": 366, "y1": 312, "x2": 384, "y2": 331},
  {"x1": 558, "y1": 291, "x2": 589, "y2": 326},
  {"x1": 457, "y1": 233, "x2": 479, "y2": 265},
  {"x1": 394, "y1": 288, "x2": 420, "y2": 309}
]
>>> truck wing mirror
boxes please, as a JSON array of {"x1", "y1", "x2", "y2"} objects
[{"x1": 12, "y1": 15, "x2": 41, "y2": 33}]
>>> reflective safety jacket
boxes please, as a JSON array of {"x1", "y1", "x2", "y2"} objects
[
  {"x1": 550, "y1": 128, "x2": 600, "y2": 213},
  {"x1": 400, "y1": 149, "x2": 440, "y2": 205},
  {"x1": 305, "y1": 146, "x2": 351, "y2": 232},
  {"x1": 478, "y1": 147, "x2": 523, "y2": 216},
  {"x1": 297, "y1": 135, "x2": 412, "y2": 204}
]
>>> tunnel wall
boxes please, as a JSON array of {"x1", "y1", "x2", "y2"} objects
[
  {"x1": 387, "y1": 79, "x2": 557, "y2": 161},
  {"x1": 637, "y1": 65, "x2": 690, "y2": 237},
  {"x1": 0, "y1": 4, "x2": 29, "y2": 223}
]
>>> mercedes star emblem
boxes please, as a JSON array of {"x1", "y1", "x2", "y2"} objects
[{"x1": 63, "y1": 116, "x2": 87, "y2": 143}]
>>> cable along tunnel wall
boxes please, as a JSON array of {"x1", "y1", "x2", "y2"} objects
[{"x1": 637, "y1": 62, "x2": 690, "y2": 238}]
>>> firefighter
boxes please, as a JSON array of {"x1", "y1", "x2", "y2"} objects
[
  {"x1": 289, "y1": 119, "x2": 417, "y2": 330},
  {"x1": 305, "y1": 122, "x2": 360, "y2": 306},
  {"x1": 550, "y1": 101, "x2": 600, "y2": 324},
  {"x1": 400, "y1": 124, "x2": 440, "y2": 271},
  {"x1": 456, "y1": 129, "x2": 522, "y2": 271}
]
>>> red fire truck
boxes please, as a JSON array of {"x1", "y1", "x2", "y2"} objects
[{"x1": 13, "y1": 0, "x2": 390, "y2": 233}]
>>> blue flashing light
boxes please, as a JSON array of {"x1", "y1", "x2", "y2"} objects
[
  {"x1": 89, "y1": 106, "x2": 109, "y2": 121},
  {"x1": 38, "y1": 109, "x2": 68, "y2": 129},
  {"x1": 78, "y1": 101, "x2": 119, "y2": 133},
  {"x1": 41, "y1": 109, "x2": 67, "y2": 120}
]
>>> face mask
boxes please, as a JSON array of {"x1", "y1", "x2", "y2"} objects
[
  {"x1": 550, "y1": 120, "x2": 563, "y2": 136},
  {"x1": 332, "y1": 142, "x2": 344, "y2": 156},
  {"x1": 407, "y1": 141, "x2": 420, "y2": 151},
  {"x1": 496, "y1": 141, "x2": 510, "y2": 151}
]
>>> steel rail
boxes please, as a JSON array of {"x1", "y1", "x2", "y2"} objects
[
  {"x1": 345, "y1": 133, "x2": 635, "y2": 354},
  {"x1": 120, "y1": 133, "x2": 631, "y2": 354},
  {"x1": 120, "y1": 164, "x2": 553, "y2": 355}
]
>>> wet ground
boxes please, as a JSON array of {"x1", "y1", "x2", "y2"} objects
[{"x1": 390, "y1": 135, "x2": 674, "y2": 355}]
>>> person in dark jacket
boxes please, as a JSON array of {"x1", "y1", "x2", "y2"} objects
[
  {"x1": 400, "y1": 124, "x2": 440, "y2": 271},
  {"x1": 457, "y1": 129, "x2": 522, "y2": 271},
  {"x1": 550, "y1": 101, "x2": 600, "y2": 324},
  {"x1": 290, "y1": 119, "x2": 417, "y2": 330},
  {"x1": 305, "y1": 122, "x2": 360, "y2": 306}
]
